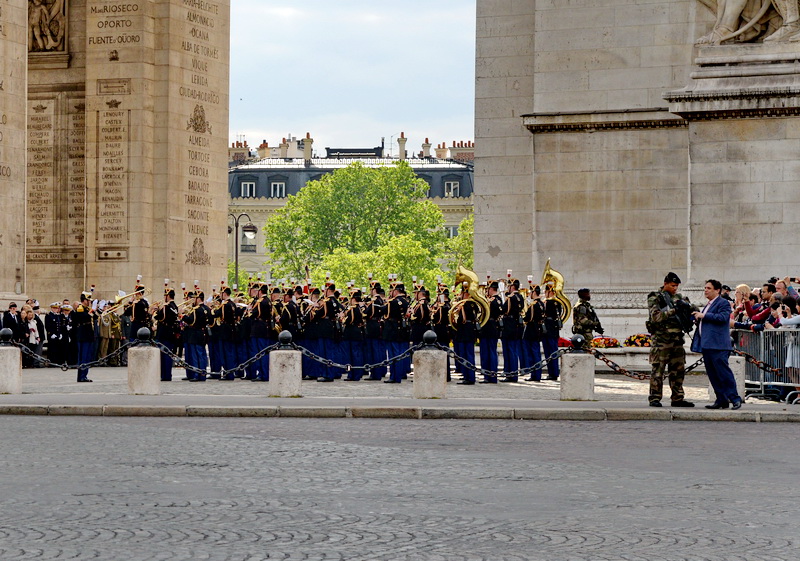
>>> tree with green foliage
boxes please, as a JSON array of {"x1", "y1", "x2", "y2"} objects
[
  {"x1": 263, "y1": 161, "x2": 447, "y2": 285},
  {"x1": 227, "y1": 260, "x2": 265, "y2": 292},
  {"x1": 445, "y1": 212, "x2": 474, "y2": 271}
]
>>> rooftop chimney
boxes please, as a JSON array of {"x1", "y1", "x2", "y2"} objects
[
  {"x1": 422, "y1": 137, "x2": 431, "y2": 158},
  {"x1": 303, "y1": 132, "x2": 313, "y2": 162},
  {"x1": 397, "y1": 131, "x2": 407, "y2": 161},
  {"x1": 280, "y1": 137, "x2": 289, "y2": 159}
]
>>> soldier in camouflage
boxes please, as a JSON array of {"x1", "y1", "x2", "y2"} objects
[
  {"x1": 572, "y1": 288, "x2": 603, "y2": 350},
  {"x1": 646, "y1": 272, "x2": 695, "y2": 408}
]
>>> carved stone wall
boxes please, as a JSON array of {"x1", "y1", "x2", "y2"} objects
[
  {"x1": 25, "y1": 0, "x2": 229, "y2": 305},
  {"x1": 475, "y1": 0, "x2": 800, "y2": 339},
  {"x1": 0, "y1": 0, "x2": 28, "y2": 306}
]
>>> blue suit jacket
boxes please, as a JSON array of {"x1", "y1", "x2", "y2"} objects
[{"x1": 690, "y1": 297, "x2": 732, "y2": 352}]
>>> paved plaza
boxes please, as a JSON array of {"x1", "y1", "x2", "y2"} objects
[
  {"x1": 11, "y1": 365, "x2": 716, "y2": 401},
  {"x1": 0, "y1": 416, "x2": 797, "y2": 560}
]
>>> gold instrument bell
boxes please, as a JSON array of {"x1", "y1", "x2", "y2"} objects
[
  {"x1": 448, "y1": 265, "x2": 491, "y2": 329},
  {"x1": 541, "y1": 258, "x2": 572, "y2": 324}
]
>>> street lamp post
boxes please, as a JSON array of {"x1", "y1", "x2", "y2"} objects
[{"x1": 228, "y1": 213, "x2": 258, "y2": 290}]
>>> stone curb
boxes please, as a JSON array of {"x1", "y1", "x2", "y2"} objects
[{"x1": 0, "y1": 404, "x2": 797, "y2": 421}]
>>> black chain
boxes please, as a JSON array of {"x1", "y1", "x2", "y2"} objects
[
  {"x1": 433, "y1": 343, "x2": 569, "y2": 379},
  {"x1": 685, "y1": 356, "x2": 705, "y2": 374},
  {"x1": 11, "y1": 339, "x2": 137, "y2": 371},
  {"x1": 731, "y1": 348, "x2": 781, "y2": 374},
  {"x1": 591, "y1": 349, "x2": 651, "y2": 380},
  {"x1": 150, "y1": 340, "x2": 282, "y2": 377},
  {"x1": 288, "y1": 341, "x2": 424, "y2": 373},
  {"x1": 591, "y1": 348, "x2": 705, "y2": 380}
]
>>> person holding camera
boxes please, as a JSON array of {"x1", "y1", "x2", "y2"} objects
[{"x1": 646, "y1": 272, "x2": 695, "y2": 408}]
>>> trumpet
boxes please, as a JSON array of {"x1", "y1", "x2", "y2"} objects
[{"x1": 101, "y1": 287, "x2": 152, "y2": 316}]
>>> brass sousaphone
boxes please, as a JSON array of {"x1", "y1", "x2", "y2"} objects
[
  {"x1": 541, "y1": 258, "x2": 572, "y2": 325},
  {"x1": 448, "y1": 265, "x2": 491, "y2": 329}
]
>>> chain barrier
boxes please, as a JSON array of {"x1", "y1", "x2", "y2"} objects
[
  {"x1": 288, "y1": 341, "x2": 424, "y2": 375},
  {"x1": 590, "y1": 349, "x2": 705, "y2": 381},
  {"x1": 591, "y1": 349, "x2": 651, "y2": 380},
  {"x1": 433, "y1": 343, "x2": 569, "y2": 379},
  {"x1": 10, "y1": 339, "x2": 138, "y2": 372},
  {"x1": 150, "y1": 340, "x2": 282, "y2": 377},
  {"x1": 731, "y1": 348, "x2": 781, "y2": 375}
]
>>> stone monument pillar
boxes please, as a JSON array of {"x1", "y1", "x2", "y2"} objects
[
  {"x1": 26, "y1": 0, "x2": 230, "y2": 305},
  {"x1": 0, "y1": 0, "x2": 27, "y2": 306}
]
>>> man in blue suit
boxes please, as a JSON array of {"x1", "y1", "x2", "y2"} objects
[{"x1": 691, "y1": 279, "x2": 743, "y2": 409}]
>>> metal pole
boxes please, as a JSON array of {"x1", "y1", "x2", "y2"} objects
[{"x1": 234, "y1": 216, "x2": 240, "y2": 289}]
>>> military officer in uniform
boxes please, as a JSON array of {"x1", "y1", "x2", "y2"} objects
[
  {"x1": 72, "y1": 292, "x2": 95, "y2": 382},
  {"x1": 184, "y1": 291, "x2": 211, "y2": 382},
  {"x1": 500, "y1": 279, "x2": 524, "y2": 382},
  {"x1": 362, "y1": 282, "x2": 387, "y2": 380},
  {"x1": 542, "y1": 285, "x2": 563, "y2": 381},
  {"x1": 152, "y1": 287, "x2": 180, "y2": 381},
  {"x1": 212, "y1": 286, "x2": 239, "y2": 379},
  {"x1": 45, "y1": 302, "x2": 66, "y2": 365},
  {"x1": 408, "y1": 285, "x2": 431, "y2": 345},
  {"x1": 124, "y1": 285, "x2": 150, "y2": 339},
  {"x1": 572, "y1": 288, "x2": 603, "y2": 350},
  {"x1": 521, "y1": 286, "x2": 545, "y2": 381},
  {"x1": 381, "y1": 282, "x2": 410, "y2": 384},
  {"x1": 431, "y1": 287, "x2": 452, "y2": 381},
  {"x1": 451, "y1": 283, "x2": 480, "y2": 385},
  {"x1": 342, "y1": 289, "x2": 366, "y2": 381},
  {"x1": 250, "y1": 283, "x2": 273, "y2": 382},
  {"x1": 647, "y1": 272, "x2": 695, "y2": 408},
  {"x1": 300, "y1": 287, "x2": 323, "y2": 380},
  {"x1": 479, "y1": 281, "x2": 502, "y2": 383},
  {"x1": 315, "y1": 283, "x2": 340, "y2": 382}
]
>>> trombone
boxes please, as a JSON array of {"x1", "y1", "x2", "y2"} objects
[{"x1": 101, "y1": 287, "x2": 152, "y2": 317}]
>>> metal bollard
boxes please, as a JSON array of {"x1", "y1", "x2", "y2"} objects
[
  {"x1": 560, "y1": 337, "x2": 594, "y2": 400},
  {"x1": 413, "y1": 331, "x2": 447, "y2": 399},
  {"x1": 708, "y1": 355, "x2": 746, "y2": 401},
  {"x1": 0, "y1": 328, "x2": 22, "y2": 395},
  {"x1": 128, "y1": 328, "x2": 161, "y2": 395},
  {"x1": 269, "y1": 331, "x2": 303, "y2": 397}
]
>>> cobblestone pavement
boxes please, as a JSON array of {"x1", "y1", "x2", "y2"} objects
[
  {"x1": 0, "y1": 417, "x2": 797, "y2": 560},
  {"x1": 19, "y1": 366, "x2": 715, "y2": 402}
]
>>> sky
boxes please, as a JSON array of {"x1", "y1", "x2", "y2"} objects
[{"x1": 228, "y1": 1, "x2": 477, "y2": 158}]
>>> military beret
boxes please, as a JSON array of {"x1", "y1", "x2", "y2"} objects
[{"x1": 664, "y1": 272, "x2": 681, "y2": 284}]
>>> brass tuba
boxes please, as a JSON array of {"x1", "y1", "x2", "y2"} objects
[
  {"x1": 449, "y1": 265, "x2": 491, "y2": 329},
  {"x1": 541, "y1": 259, "x2": 571, "y2": 324}
]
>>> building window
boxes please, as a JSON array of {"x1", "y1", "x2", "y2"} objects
[
  {"x1": 240, "y1": 182, "x2": 256, "y2": 198},
  {"x1": 271, "y1": 182, "x2": 286, "y2": 198},
  {"x1": 445, "y1": 225, "x2": 459, "y2": 238},
  {"x1": 444, "y1": 181, "x2": 460, "y2": 198}
]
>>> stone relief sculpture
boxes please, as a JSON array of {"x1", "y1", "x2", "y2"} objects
[
  {"x1": 695, "y1": 0, "x2": 800, "y2": 44},
  {"x1": 28, "y1": 0, "x2": 66, "y2": 52}
]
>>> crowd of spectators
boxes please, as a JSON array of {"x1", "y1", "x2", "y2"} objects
[
  {"x1": 1, "y1": 298, "x2": 134, "y2": 368},
  {"x1": 730, "y1": 276, "x2": 800, "y2": 331}
]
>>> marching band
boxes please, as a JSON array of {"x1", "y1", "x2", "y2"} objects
[{"x1": 4, "y1": 268, "x2": 569, "y2": 384}]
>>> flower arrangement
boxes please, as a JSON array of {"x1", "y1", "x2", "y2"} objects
[
  {"x1": 591, "y1": 336, "x2": 620, "y2": 348},
  {"x1": 624, "y1": 333, "x2": 652, "y2": 347}
]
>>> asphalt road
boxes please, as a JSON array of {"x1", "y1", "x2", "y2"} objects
[{"x1": 0, "y1": 417, "x2": 797, "y2": 560}]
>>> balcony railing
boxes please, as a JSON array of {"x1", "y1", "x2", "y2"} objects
[{"x1": 240, "y1": 243, "x2": 257, "y2": 253}]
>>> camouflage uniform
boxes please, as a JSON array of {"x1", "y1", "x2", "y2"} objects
[
  {"x1": 572, "y1": 298, "x2": 602, "y2": 350},
  {"x1": 646, "y1": 288, "x2": 691, "y2": 404}
]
